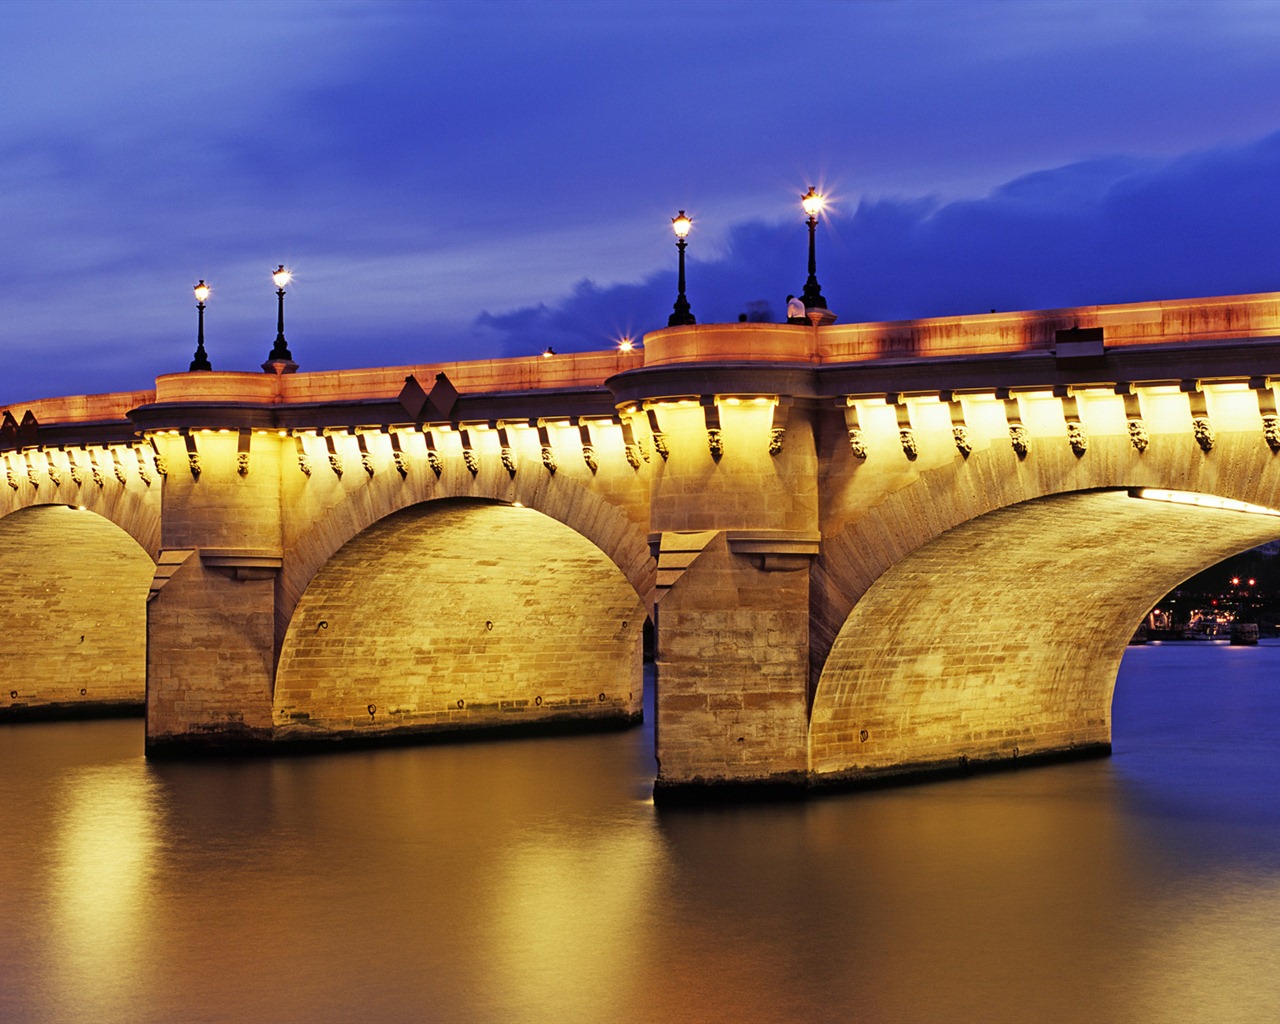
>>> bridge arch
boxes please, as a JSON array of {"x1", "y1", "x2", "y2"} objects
[
  {"x1": 0, "y1": 504, "x2": 154, "y2": 716},
  {"x1": 272, "y1": 498, "x2": 647, "y2": 741},
  {"x1": 279, "y1": 447, "x2": 654, "y2": 647},
  {"x1": 809, "y1": 487, "x2": 1280, "y2": 779},
  {"x1": 0, "y1": 465, "x2": 160, "y2": 558}
]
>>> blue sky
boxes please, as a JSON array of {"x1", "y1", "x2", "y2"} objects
[{"x1": 4, "y1": 0, "x2": 1280, "y2": 404}]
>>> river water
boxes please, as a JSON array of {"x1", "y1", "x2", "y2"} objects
[{"x1": 2, "y1": 643, "x2": 1279, "y2": 1024}]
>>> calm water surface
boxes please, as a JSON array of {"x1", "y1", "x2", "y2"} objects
[{"x1": 3, "y1": 644, "x2": 1279, "y2": 1024}]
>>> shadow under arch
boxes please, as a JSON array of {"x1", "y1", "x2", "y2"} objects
[
  {"x1": 0, "y1": 504, "x2": 154, "y2": 718},
  {"x1": 272, "y1": 498, "x2": 647, "y2": 743},
  {"x1": 809, "y1": 489, "x2": 1280, "y2": 781}
]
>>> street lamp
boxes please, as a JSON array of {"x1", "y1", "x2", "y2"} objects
[
  {"x1": 189, "y1": 280, "x2": 212, "y2": 371},
  {"x1": 668, "y1": 210, "x2": 696, "y2": 327},
  {"x1": 800, "y1": 187, "x2": 827, "y2": 311},
  {"x1": 263, "y1": 264, "x2": 297, "y2": 372}
]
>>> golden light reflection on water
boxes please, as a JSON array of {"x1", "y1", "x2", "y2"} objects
[
  {"x1": 50, "y1": 761, "x2": 160, "y2": 1019},
  {"x1": 486, "y1": 822, "x2": 664, "y2": 1020}
]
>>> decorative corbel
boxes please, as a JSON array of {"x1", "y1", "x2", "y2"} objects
[
  {"x1": 768, "y1": 400, "x2": 791, "y2": 457},
  {"x1": 1055, "y1": 386, "x2": 1087, "y2": 457},
  {"x1": 1252, "y1": 378, "x2": 1280, "y2": 452},
  {"x1": 497, "y1": 425, "x2": 517, "y2": 476},
  {"x1": 354, "y1": 432, "x2": 375, "y2": 477},
  {"x1": 1001, "y1": 390, "x2": 1029, "y2": 458},
  {"x1": 535, "y1": 423, "x2": 557, "y2": 474},
  {"x1": 423, "y1": 428, "x2": 444, "y2": 477},
  {"x1": 386, "y1": 429, "x2": 409, "y2": 478},
  {"x1": 890, "y1": 395, "x2": 918, "y2": 460},
  {"x1": 459, "y1": 427, "x2": 479, "y2": 475},
  {"x1": 645, "y1": 407, "x2": 669, "y2": 461},
  {"x1": 148, "y1": 436, "x2": 168, "y2": 477},
  {"x1": 1183, "y1": 381, "x2": 1214, "y2": 453},
  {"x1": 1117, "y1": 384, "x2": 1149, "y2": 452},
  {"x1": 131, "y1": 445, "x2": 152, "y2": 485},
  {"x1": 324, "y1": 433, "x2": 344, "y2": 477},
  {"x1": 700, "y1": 398, "x2": 723, "y2": 461},
  {"x1": 236, "y1": 430, "x2": 252, "y2": 476},
  {"x1": 44, "y1": 449, "x2": 63, "y2": 487},
  {"x1": 23, "y1": 451, "x2": 39, "y2": 488},
  {"x1": 4, "y1": 454, "x2": 18, "y2": 490},
  {"x1": 67, "y1": 448, "x2": 85, "y2": 485},
  {"x1": 620, "y1": 417, "x2": 642, "y2": 470},
  {"x1": 294, "y1": 434, "x2": 313, "y2": 476},
  {"x1": 946, "y1": 393, "x2": 972, "y2": 457},
  {"x1": 575, "y1": 418, "x2": 599, "y2": 472},
  {"x1": 842, "y1": 399, "x2": 867, "y2": 460},
  {"x1": 181, "y1": 433, "x2": 200, "y2": 480}
]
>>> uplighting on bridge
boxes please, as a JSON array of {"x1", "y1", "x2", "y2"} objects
[
  {"x1": 189, "y1": 280, "x2": 212, "y2": 372},
  {"x1": 667, "y1": 210, "x2": 696, "y2": 327},
  {"x1": 1132, "y1": 488, "x2": 1280, "y2": 517}
]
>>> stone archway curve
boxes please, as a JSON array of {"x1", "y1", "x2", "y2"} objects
[{"x1": 809, "y1": 488, "x2": 1280, "y2": 781}]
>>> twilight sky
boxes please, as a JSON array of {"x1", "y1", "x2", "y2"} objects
[{"x1": 4, "y1": 0, "x2": 1280, "y2": 405}]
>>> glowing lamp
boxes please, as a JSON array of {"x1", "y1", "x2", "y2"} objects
[
  {"x1": 272, "y1": 265, "x2": 292, "y2": 289},
  {"x1": 189, "y1": 279, "x2": 212, "y2": 371},
  {"x1": 667, "y1": 209, "x2": 696, "y2": 326},
  {"x1": 801, "y1": 187, "x2": 826, "y2": 219},
  {"x1": 264, "y1": 264, "x2": 296, "y2": 369},
  {"x1": 618, "y1": 337, "x2": 634, "y2": 353}
]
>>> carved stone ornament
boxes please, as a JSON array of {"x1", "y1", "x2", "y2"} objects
[
  {"x1": 237, "y1": 452, "x2": 250, "y2": 476},
  {"x1": 328, "y1": 453, "x2": 343, "y2": 477},
  {"x1": 899, "y1": 428, "x2": 918, "y2": 460},
  {"x1": 297, "y1": 452, "x2": 313, "y2": 477},
  {"x1": 651, "y1": 431, "x2": 670, "y2": 461},
  {"x1": 361, "y1": 453, "x2": 375, "y2": 477},
  {"x1": 69, "y1": 461, "x2": 85, "y2": 484},
  {"x1": 1067, "y1": 422, "x2": 1088, "y2": 457},
  {"x1": 426, "y1": 449, "x2": 443, "y2": 477},
  {"x1": 134, "y1": 453, "x2": 150, "y2": 484},
  {"x1": 48, "y1": 464, "x2": 63, "y2": 486},
  {"x1": 500, "y1": 446, "x2": 517, "y2": 476},
  {"x1": 1193, "y1": 417, "x2": 1215, "y2": 453},
  {"x1": 848, "y1": 428, "x2": 867, "y2": 460},
  {"x1": 185, "y1": 454, "x2": 200, "y2": 480},
  {"x1": 27, "y1": 465, "x2": 39, "y2": 487},
  {"x1": 463, "y1": 448, "x2": 478, "y2": 475},
  {"x1": 768, "y1": 427, "x2": 786, "y2": 457},
  {"x1": 4, "y1": 468, "x2": 16, "y2": 490},
  {"x1": 540, "y1": 444, "x2": 557, "y2": 474},
  {"x1": 952, "y1": 425, "x2": 972, "y2": 457},
  {"x1": 582, "y1": 444, "x2": 599, "y2": 473},
  {"x1": 393, "y1": 450, "x2": 409, "y2": 477},
  {"x1": 1264, "y1": 415, "x2": 1280, "y2": 452},
  {"x1": 706, "y1": 428, "x2": 723, "y2": 461},
  {"x1": 1128, "y1": 419, "x2": 1149, "y2": 452},
  {"x1": 637, "y1": 437, "x2": 651, "y2": 462},
  {"x1": 1009, "y1": 424, "x2": 1029, "y2": 458},
  {"x1": 624, "y1": 443, "x2": 641, "y2": 470}
]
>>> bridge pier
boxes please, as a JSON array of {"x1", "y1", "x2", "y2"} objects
[
  {"x1": 653, "y1": 533, "x2": 813, "y2": 794},
  {"x1": 145, "y1": 429, "x2": 285, "y2": 752}
]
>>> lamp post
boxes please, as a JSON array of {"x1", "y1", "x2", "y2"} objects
[
  {"x1": 189, "y1": 280, "x2": 212, "y2": 371},
  {"x1": 800, "y1": 187, "x2": 827, "y2": 311},
  {"x1": 668, "y1": 210, "x2": 696, "y2": 327},
  {"x1": 263, "y1": 264, "x2": 298, "y2": 372}
]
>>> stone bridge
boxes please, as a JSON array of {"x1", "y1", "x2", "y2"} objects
[{"x1": 5, "y1": 291, "x2": 1280, "y2": 795}]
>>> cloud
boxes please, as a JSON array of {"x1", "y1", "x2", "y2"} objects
[{"x1": 478, "y1": 131, "x2": 1280, "y2": 356}]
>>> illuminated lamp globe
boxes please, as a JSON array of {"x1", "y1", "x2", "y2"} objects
[
  {"x1": 671, "y1": 211, "x2": 692, "y2": 239},
  {"x1": 272, "y1": 265, "x2": 292, "y2": 289},
  {"x1": 801, "y1": 187, "x2": 825, "y2": 219},
  {"x1": 193, "y1": 280, "x2": 210, "y2": 303}
]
